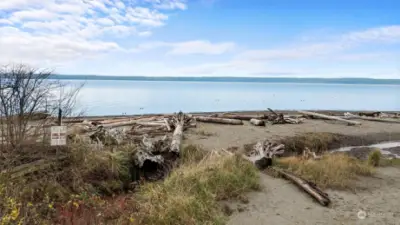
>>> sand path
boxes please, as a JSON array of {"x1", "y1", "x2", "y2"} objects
[{"x1": 227, "y1": 167, "x2": 400, "y2": 225}]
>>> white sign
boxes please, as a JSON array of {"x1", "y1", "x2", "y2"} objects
[{"x1": 50, "y1": 126, "x2": 67, "y2": 146}]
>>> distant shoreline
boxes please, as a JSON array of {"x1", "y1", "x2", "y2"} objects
[
  {"x1": 68, "y1": 109, "x2": 400, "y2": 120},
  {"x1": 50, "y1": 75, "x2": 400, "y2": 85}
]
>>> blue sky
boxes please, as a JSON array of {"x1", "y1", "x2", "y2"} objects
[{"x1": 0, "y1": 0, "x2": 399, "y2": 78}]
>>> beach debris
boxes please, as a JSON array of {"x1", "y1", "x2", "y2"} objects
[
  {"x1": 195, "y1": 116, "x2": 244, "y2": 125},
  {"x1": 250, "y1": 118, "x2": 265, "y2": 126},
  {"x1": 267, "y1": 108, "x2": 304, "y2": 124},
  {"x1": 344, "y1": 112, "x2": 400, "y2": 124},
  {"x1": 298, "y1": 110, "x2": 361, "y2": 126},
  {"x1": 358, "y1": 111, "x2": 381, "y2": 117}
]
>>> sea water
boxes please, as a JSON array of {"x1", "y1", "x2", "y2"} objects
[{"x1": 69, "y1": 80, "x2": 400, "y2": 116}]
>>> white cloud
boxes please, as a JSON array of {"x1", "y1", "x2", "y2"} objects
[
  {"x1": 237, "y1": 25, "x2": 400, "y2": 62},
  {"x1": 167, "y1": 40, "x2": 235, "y2": 55},
  {"x1": 0, "y1": 19, "x2": 13, "y2": 25},
  {"x1": 133, "y1": 40, "x2": 236, "y2": 55},
  {"x1": 10, "y1": 9, "x2": 58, "y2": 22},
  {"x1": 145, "y1": 0, "x2": 187, "y2": 10},
  {"x1": 344, "y1": 25, "x2": 400, "y2": 43},
  {"x1": 138, "y1": 31, "x2": 152, "y2": 37},
  {"x1": 0, "y1": 0, "x2": 187, "y2": 66}
]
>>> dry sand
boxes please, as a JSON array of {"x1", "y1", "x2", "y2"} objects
[
  {"x1": 184, "y1": 119, "x2": 400, "y2": 225},
  {"x1": 185, "y1": 119, "x2": 400, "y2": 151}
]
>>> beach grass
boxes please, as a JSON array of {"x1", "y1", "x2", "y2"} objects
[
  {"x1": 134, "y1": 145, "x2": 260, "y2": 225},
  {"x1": 276, "y1": 153, "x2": 374, "y2": 189}
]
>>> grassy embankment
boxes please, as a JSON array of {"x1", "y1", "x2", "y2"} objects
[{"x1": 0, "y1": 143, "x2": 260, "y2": 225}]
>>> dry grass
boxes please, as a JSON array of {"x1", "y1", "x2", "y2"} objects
[
  {"x1": 0, "y1": 142, "x2": 138, "y2": 224},
  {"x1": 281, "y1": 132, "x2": 341, "y2": 154},
  {"x1": 134, "y1": 146, "x2": 260, "y2": 225},
  {"x1": 277, "y1": 153, "x2": 374, "y2": 189},
  {"x1": 1, "y1": 143, "x2": 260, "y2": 225}
]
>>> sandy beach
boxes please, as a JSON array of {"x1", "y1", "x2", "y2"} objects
[{"x1": 180, "y1": 114, "x2": 400, "y2": 225}]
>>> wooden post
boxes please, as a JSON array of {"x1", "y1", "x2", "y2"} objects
[{"x1": 58, "y1": 108, "x2": 62, "y2": 126}]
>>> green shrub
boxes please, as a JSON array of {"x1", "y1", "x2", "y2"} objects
[{"x1": 368, "y1": 149, "x2": 382, "y2": 167}]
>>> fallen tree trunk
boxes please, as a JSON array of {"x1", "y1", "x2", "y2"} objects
[
  {"x1": 195, "y1": 116, "x2": 243, "y2": 125},
  {"x1": 170, "y1": 112, "x2": 187, "y2": 154},
  {"x1": 99, "y1": 118, "x2": 132, "y2": 125},
  {"x1": 270, "y1": 167, "x2": 331, "y2": 206},
  {"x1": 250, "y1": 118, "x2": 265, "y2": 126},
  {"x1": 100, "y1": 120, "x2": 139, "y2": 128},
  {"x1": 298, "y1": 110, "x2": 361, "y2": 126},
  {"x1": 218, "y1": 114, "x2": 267, "y2": 121},
  {"x1": 344, "y1": 112, "x2": 400, "y2": 124}
]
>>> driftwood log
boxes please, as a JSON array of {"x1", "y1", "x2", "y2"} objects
[
  {"x1": 250, "y1": 118, "x2": 265, "y2": 126},
  {"x1": 195, "y1": 116, "x2": 243, "y2": 125},
  {"x1": 170, "y1": 112, "x2": 189, "y2": 154},
  {"x1": 298, "y1": 110, "x2": 361, "y2": 126},
  {"x1": 344, "y1": 112, "x2": 400, "y2": 124},
  {"x1": 218, "y1": 114, "x2": 267, "y2": 121},
  {"x1": 271, "y1": 167, "x2": 331, "y2": 206}
]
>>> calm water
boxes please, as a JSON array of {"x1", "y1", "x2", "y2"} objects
[{"x1": 71, "y1": 80, "x2": 400, "y2": 116}]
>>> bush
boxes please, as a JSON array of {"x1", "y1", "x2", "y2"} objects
[{"x1": 368, "y1": 149, "x2": 382, "y2": 167}]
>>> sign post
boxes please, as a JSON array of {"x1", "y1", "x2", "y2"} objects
[{"x1": 51, "y1": 126, "x2": 67, "y2": 146}]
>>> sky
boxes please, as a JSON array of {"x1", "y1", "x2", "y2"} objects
[{"x1": 0, "y1": 0, "x2": 399, "y2": 78}]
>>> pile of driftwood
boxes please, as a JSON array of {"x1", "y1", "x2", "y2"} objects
[
  {"x1": 193, "y1": 109, "x2": 304, "y2": 127},
  {"x1": 65, "y1": 112, "x2": 195, "y2": 181}
]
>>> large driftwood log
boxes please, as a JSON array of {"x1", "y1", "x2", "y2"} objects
[
  {"x1": 250, "y1": 118, "x2": 265, "y2": 126},
  {"x1": 271, "y1": 167, "x2": 331, "y2": 206},
  {"x1": 170, "y1": 112, "x2": 189, "y2": 154},
  {"x1": 344, "y1": 112, "x2": 400, "y2": 124},
  {"x1": 195, "y1": 116, "x2": 243, "y2": 125},
  {"x1": 298, "y1": 110, "x2": 361, "y2": 126},
  {"x1": 218, "y1": 114, "x2": 267, "y2": 121},
  {"x1": 101, "y1": 120, "x2": 139, "y2": 128}
]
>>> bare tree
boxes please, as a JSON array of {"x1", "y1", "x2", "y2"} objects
[{"x1": 0, "y1": 64, "x2": 83, "y2": 150}]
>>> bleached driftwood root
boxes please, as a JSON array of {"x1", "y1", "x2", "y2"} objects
[
  {"x1": 302, "y1": 147, "x2": 321, "y2": 160},
  {"x1": 242, "y1": 140, "x2": 285, "y2": 169}
]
